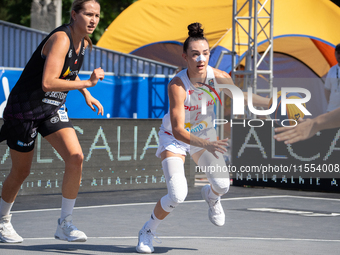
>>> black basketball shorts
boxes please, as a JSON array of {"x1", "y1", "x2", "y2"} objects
[{"x1": 0, "y1": 106, "x2": 73, "y2": 152}]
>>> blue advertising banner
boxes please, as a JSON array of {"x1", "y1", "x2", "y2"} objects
[{"x1": 0, "y1": 68, "x2": 171, "y2": 119}]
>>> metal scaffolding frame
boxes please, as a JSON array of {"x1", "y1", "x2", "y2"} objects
[{"x1": 215, "y1": 0, "x2": 274, "y2": 139}]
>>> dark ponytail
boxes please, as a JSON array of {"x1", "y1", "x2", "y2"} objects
[{"x1": 183, "y1": 22, "x2": 208, "y2": 53}]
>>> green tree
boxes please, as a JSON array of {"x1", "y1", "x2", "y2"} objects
[
  {"x1": 89, "y1": 0, "x2": 137, "y2": 44},
  {"x1": 0, "y1": 0, "x2": 137, "y2": 44},
  {"x1": 0, "y1": 0, "x2": 31, "y2": 26}
]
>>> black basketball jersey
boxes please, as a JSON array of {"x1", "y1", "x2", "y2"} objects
[{"x1": 3, "y1": 24, "x2": 85, "y2": 120}]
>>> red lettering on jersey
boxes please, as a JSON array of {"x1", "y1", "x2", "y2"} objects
[
  {"x1": 188, "y1": 90, "x2": 194, "y2": 95},
  {"x1": 189, "y1": 105, "x2": 197, "y2": 111},
  {"x1": 198, "y1": 92, "x2": 203, "y2": 100},
  {"x1": 184, "y1": 105, "x2": 201, "y2": 111},
  {"x1": 207, "y1": 99, "x2": 215, "y2": 106}
]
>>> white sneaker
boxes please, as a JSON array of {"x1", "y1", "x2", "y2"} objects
[
  {"x1": 136, "y1": 226, "x2": 156, "y2": 253},
  {"x1": 0, "y1": 214, "x2": 23, "y2": 243},
  {"x1": 201, "y1": 185, "x2": 225, "y2": 226},
  {"x1": 54, "y1": 215, "x2": 87, "y2": 242}
]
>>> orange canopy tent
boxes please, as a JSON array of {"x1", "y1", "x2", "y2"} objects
[{"x1": 97, "y1": 0, "x2": 340, "y2": 77}]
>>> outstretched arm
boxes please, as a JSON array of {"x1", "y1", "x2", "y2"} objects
[{"x1": 274, "y1": 107, "x2": 340, "y2": 144}]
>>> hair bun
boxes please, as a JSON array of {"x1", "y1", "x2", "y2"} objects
[{"x1": 188, "y1": 22, "x2": 204, "y2": 38}]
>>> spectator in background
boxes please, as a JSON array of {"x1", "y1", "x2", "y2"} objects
[{"x1": 324, "y1": 44, "x2": 340, "y2": 112}]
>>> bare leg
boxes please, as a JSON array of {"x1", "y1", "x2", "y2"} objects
[
  {"x1": 45, "y1": 128, "x2": 87, "y2": 242},
  {"x1": 1, "y1": 149, "x2": 34, "y2": 203},
  {"x1": 0, "y1": 149, "x2": 33, "y2": 243},
  {"x1": 153, "y1": 200, "x2": 168, "y2": 220},
  {"x1": 192, "y1": 149, "x2": 220, "y2": 196},
  {"x1": 44, "y1": 128, "x2": 83, "y2": 199}
]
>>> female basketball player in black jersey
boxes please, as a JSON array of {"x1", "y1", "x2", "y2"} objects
[{"x1": 0, "y1": 0, "x2": 103, "y2": 243}]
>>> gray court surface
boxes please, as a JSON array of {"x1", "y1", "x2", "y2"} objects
[{"x1": 0, "y1": 184, "x2": 339, "y2": 255}]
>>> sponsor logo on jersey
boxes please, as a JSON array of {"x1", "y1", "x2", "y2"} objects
[
  {"x1": 68, "y1": 49, "x2": 73, "y2": 58},
  {"x1": 62, "y1": 67, "x2": 71, "y2": 78},
  {"x1": 58, "y1": 105, "x2": 69, "y2": 122},
  {"x1": 50, "y1": 116, "x2": 59, "y2": 124},
  {"x1": 17, "y1": 140, "x2": 34, "y2": 147},
  {"x1": 81, "y1": 46, "x2": 85, "y2": 55},
  {"x1": 197, "y1": 82, "x2": 222, "y2": 107},
  {"x1": 45, "y1": 91, "x2": 67, "y2": 100},
  {"x1": 184, "y1": 121, "x2": 208, "y2": 133},
  {"x1": 184, "y1": 122, "x2": 192, "y2": 131},
  {"x1": 61, "y1": 67, "x2": 78, "y2": 79},
  {"x1": 42, "y1": 98, "x2": 61, "y2": 106},
  {"x1": 31, "y1": 128, "x2": 37, "y2": 138}
]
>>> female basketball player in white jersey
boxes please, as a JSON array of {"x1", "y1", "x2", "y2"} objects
[{"x1": 136, "y1": 22, "x2": 270, "y2": 253}]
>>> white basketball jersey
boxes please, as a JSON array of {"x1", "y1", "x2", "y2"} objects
[{"x1": 161, "y1": 65, "x2": 220, "y2": 135}]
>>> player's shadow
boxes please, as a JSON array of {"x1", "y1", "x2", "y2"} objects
[{"x1": 0, "y1": 243, "x2": 197, "y2": 254}]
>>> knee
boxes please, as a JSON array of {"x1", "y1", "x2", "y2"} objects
[
  {"x1": 16, "y1": 170, "x2": 30, "y2": 183},
  {"x1": 211, "y1": 178, "x2": 230, "y2": 195},
  {"x1": 22, "y1": 169, "x2": 30, "y2": 180},
  {"x1": 197, "y1": 150, "x2": 230, "y2": 195},
  {"x1": 168, "y1": 174, "x2": 188, "y2": 203},
  {"x1": 160, "y1": 175, "x2": 188, "y2": 212},
  {"x1": 160, "y1": 188, "x2": 187, "y2": 213},
  {"x1": 66, "y1": 152, "x2": 84, "y2": 167},
  {"x1": 10, "y1": 167, "x2": 30, "y2": 183}
]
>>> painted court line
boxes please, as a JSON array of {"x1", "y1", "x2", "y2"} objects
[
  {"x1": 11, "y1": 195, "x2": 340, "y2": 214},
  {"x1": 23, "y1": 236, "x2": 340, "y2": 243}
]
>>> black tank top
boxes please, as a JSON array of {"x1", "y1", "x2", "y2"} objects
[{"x1": 3, "y1": 24, "x2": 85, "y2": 120}]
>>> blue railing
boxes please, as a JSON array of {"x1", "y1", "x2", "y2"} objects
[{"x1": 0, "y1": 20, "x2": 178, "y2": 76}]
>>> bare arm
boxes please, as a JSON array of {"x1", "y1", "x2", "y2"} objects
[
  {"x1": 78, "y1": 77, "x2": 104, "y2": 116},
  {"x1": 274, "y1": 107, "x2": 340, "y2": 144},
  {"x1": 41, "y1": 32, "x2": 104, "y2": 92},
  {"x1": 169, "y1": 77, "x2": 227, "y2": 158}
]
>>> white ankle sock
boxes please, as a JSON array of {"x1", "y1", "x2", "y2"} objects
[
  {"x1": 61, "y1": 197, "x2": 76, "y2": 220},
  {"x1": 144, "y1": 211, "x2": 162, "y2": 232},
  {"x1": 0, "y1": 198, "x2": 13, "y2": 217},
  {"x1": 208, "y1": 186, "x2": 220, "y2": 201}
]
